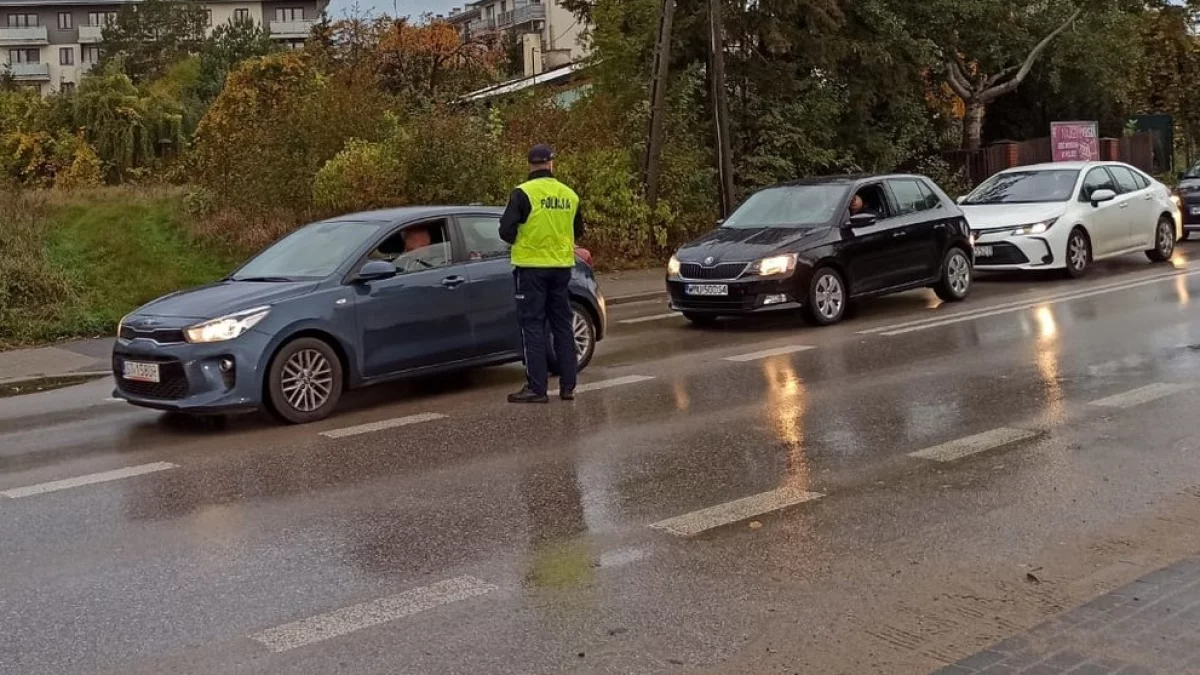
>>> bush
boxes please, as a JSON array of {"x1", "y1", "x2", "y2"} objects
[{"x1": 0, "y1": 188, "x2": 73, "y2": 346}]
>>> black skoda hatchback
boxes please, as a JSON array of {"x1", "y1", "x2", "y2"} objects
[{"x1": 666, "y1": 174, "x2": 975, "y2": 326}]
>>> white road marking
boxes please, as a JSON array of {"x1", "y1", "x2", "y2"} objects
[
  {"x1": 249, "y1": 576, "x2": 498, "y2": 652},
  {"x1": 0, "y1": 462, "x2": 178, "y2": 499},
  {"x1": 859, "y1": 269, "x2": 1199, "y2": 337},
  {"x1": 102, "y1": 397, "x2": 124, "y2": 403},
  {"x1": 649, "y1": 487, "x2": 825, "y2": 537},
  {"x1": 723, "y1": 345, "x2": 815, "y2": 362},
  {"x1": 598, "y1": 547, "x2": 649, "y2": 568},
  {"x1": 908, "y1": 427, "x2": 1040, "y2": 463},
  {"x1": 550, "y1": 374, "x2": 654, "y2": 396},
  {"x1": 618, "y1": 312, "x2": 681, "y2": 325},
  {"x1": 1088, "y1": 383, "x2": 1191, "y2": 409},
  {"x1": 320, "y1": 412, "x2": 448, "y2": 439}
]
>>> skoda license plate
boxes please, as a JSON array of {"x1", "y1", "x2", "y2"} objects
[
  {"x1": 974, "y1": 245, "x2": 993, "y2": 258},
  {"x1": 685, "y1": 284, "x2": 728, "y2": 297},
  {"x1": 123, "y1": 361, "x2": 160, "y2": 383}
]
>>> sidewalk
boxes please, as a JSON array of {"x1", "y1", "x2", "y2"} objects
[{"x1": 0, "y1": 267, "x2": 666, "y2": 385}]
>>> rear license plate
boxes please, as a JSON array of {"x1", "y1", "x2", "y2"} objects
[
  {"x1": 974, "y1": 245, "x2": 994, "y2": 258},
  {"x1": 1190, "y1": 207, "x2": 1200, "y2": 216},
  {"x1": 685, "y1": 284, "x2": 729, "y2": 296},
  {"x1": 122, "y1": 361, "x2": 160, "y2": 383}
]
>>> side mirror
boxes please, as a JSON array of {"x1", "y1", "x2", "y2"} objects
[
  {"x1": 715, "y1": 218, "x2": 725, "y2": 226},
  {"x1": 1090, "y1": 188, "x2": 1117, "y2": 205},
  {"x1": 356, "y1": 259, "x2": 398, "y2": 282},
  {"x1": 847, "y1": 212, "x2": 878, "y2": 228}
]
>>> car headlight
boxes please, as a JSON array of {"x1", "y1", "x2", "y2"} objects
[
  {"x1": 667, "y1": 255, "x2": 682, "y2": 276},
  {"x1": 117, "y1": 313, "x2": 131, "y2": 335},
  {"x1": 754, "y1": 253, "x2": 798, "y2": 277},
  {"x1": 1012, "y1": 218, "x2": 1057, "y2": 236},
  {"x1": 184, "y1": 306, "x2": 270, "y2": 344}
]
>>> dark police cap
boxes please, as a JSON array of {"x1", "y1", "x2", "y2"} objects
[{"x1": 528, "y1": 144, "x2": 555, "y2": 164}]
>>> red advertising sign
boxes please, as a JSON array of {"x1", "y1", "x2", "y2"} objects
[{"x1": 1050, "y1": 121, "x2": 1099, "y2": 162}]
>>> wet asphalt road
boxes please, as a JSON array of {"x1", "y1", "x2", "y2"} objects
[{"x1": 8, "y1": 252, "x2": 1200, "y2": 674}]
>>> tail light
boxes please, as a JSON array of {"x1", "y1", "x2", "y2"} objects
[{"x1": 575, "y1": 247, "x2": 593, "y2": 266}]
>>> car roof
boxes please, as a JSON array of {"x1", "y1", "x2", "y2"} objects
[
  {"x1": 772, "y1": 173, "x2": 932, "y2": 188},
  {"x1": 1000, "y1": 161, "x2": 1115, "y2": 172},
  {"x1": 321, "y1": 205, "x2": 504, "y2": 225}
]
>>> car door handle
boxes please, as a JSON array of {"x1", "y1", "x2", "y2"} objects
[
  {"x1": 892, "y1": 230, "x2": 907, "y2": 238},
  {"x1": 1119, "y1": 202, "x2": 1129, "y2": 209},
  {"x1": 441, "y1": 275, "x2": 466, "y2": 289}
]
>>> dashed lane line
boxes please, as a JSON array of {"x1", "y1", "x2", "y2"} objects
[
  {"x1": 1088, "y1": 383, "x2": 1192, "y2": 409},
  {"x1": 0, "y1": 462, "x2": 179, "y2": 499},
  {"x1": 908, "y1": 427, "x2": 1041, "y2": 463},
  {"x1": 550, "y1": 374, "x2": 655, "y2": 396},
  {"x1": 722, "y1": 344, "x2": 815, "y2": 362},
  {"x1": 618, "y1": 312, "x2": 682, "y2": 325},
  {"x1": 248, "y1": 576, "x2": 498, "y2": 653},
  {"x1": 649, "y1": 487, "x2": 825, "y2": 537},
  {"x1": 320, "y1": 412, "x2": 448, "y2": 440}
]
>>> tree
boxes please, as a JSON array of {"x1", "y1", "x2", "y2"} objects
[
  {"x1": 373, "y1": 17, "x2": 502, "y2": 102},
  {"x1": 196, "y1": 17, "x2": 276, "y2": 102},
  {"x1": 100, "y1": 0, "x2": 209, "y2": 83}
]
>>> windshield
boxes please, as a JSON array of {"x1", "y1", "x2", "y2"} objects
[
  {"x1": 722, "y1": 184, "x2": 848, "y2": 229},
  {"x1": 231, "y1": 220, "x2": 383, "y2": 281},
  {"x1": 963, "y1": 170, "x2": 1080, "y2": 205}
]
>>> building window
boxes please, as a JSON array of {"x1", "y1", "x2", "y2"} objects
[
  {"x1": 88, "y1": 11, "x2": 117, "y2": 27},
  {"x1": 60, "y1": 82, "x2": 75, "y2": 95},
  {"x1": 7, "y1": 14, "x2": 39, "y2": 28},
  {"x1": 9, "y1": 48, "x2": 40, "y2": 64},
  {"x1": 234, "y1": 8, "x2": 250, "y2": 22},
  {"x1": 58, "y1": 12, "x2": 73, "y2": 30},
  {"x1": 275, "y1": 7, "x2": 304, "y2": 22},
  {"x1": 82, "y1": 45, "x2": 100, "y2": 64},
  {"x1": 59, "y1": 47, "x2": 74, "y2": 65}
]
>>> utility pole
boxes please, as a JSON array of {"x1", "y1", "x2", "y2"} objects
[
  {"x1": 709, "y1": 0, "x2": 735, "y2": 217},
  {"x1": 644, "y1": 0, "x2": 675, "y2": 210}
]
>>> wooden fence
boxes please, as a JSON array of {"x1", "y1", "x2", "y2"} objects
[{"x1": 943, "y1": 131, "x2": 1161, "y2": 187}]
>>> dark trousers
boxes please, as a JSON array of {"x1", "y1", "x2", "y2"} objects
[{"x1": 514, "y1": 267, "x2": 577, "y2": 396}]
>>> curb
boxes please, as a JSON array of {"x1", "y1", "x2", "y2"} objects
[
  {"x1": 0, "y1": 370, "x2": 111, "y2": 388},
  {"x1": 607, "y1": 290, "x2": 667, "y2": 306}
]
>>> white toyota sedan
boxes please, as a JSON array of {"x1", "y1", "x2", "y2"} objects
[{"x1": 960, "y1": 162, "x2": 1181, "y2": 277}]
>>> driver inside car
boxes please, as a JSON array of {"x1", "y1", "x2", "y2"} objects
[{"x1": 391, "y1": 226, "x2": 448, "y2": 273}]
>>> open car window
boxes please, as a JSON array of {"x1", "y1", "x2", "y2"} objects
[{"x1": 370, "y1": 219, "x2": 453, "y2": 274}]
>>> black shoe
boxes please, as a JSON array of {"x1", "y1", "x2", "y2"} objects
[
  {"x1": 508, "y1": 387, "x2": 549, "y2": 404},
  {"x1": 560, "y1": 390, "x2": 575, "y2": 401}
]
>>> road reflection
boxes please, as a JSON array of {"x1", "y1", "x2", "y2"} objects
[
  {"x1": 1032, "y1": 304, "x2": 1066, "y2": 426},
  {"x1": 761, "y1": 356, "x2": 811, "y2": 491}
]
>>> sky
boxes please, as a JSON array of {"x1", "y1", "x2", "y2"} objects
[{"x1": 327, "y1": 0, "x2": 462, "y2": 19}]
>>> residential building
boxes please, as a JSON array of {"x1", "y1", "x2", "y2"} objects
[
  {"x1": 0, "y1": 0, "x2": 328, "y2": 95},
  {"x1": 447, "y1": 0, "x2": 587, "y2": 78}
]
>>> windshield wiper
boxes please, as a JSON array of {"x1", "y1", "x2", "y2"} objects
[{"x1": 229, "y1": 276, "x2": 295, "y2": 283}]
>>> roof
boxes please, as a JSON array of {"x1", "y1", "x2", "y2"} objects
[
  {"x1": 323, "y1": 205, "x2": 503, "y2": 224},
  {"x1": 460, "y1": 61, "x2": 587, "y2": 103},
  {"x1": 773, "y1": 173, "x2": 929, "y2": 187}
]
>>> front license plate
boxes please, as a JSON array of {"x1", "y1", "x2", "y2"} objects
[
  {"x1": 974, "y1": 245, "x2": 994, "y2": 258},
  {"x1": 685, "y1": 284, "x2": 729, "y2": 296},
  {"x1": 1190, "y1": 207, "x2": 1200, "y2": 216},
  {"x1": 122, "y1": 361, "x2": 160, "y2": 383}
]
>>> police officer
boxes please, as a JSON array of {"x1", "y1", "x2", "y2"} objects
[{"x1": 499, "y1": 144, "x2": 585, "y2": 404}]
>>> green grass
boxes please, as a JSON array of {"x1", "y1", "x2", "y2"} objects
[{"x1": 44, "y1": 194, "x2": 234, "y2": 338}]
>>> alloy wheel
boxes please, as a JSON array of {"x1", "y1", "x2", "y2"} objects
[
  {"x1": 281, "y1": 348, "x2": 334, "y2": 413},
  {"x1": 1158, "y1": 221, "x2": 1175, "y2": 258},
  {"x1": 1069, "y1": 233, "x2": 1089, "y2": 273},
  {"x1": 947, "y1": 251, "x2": 971, "y2": 296},
  {"x1": 572, "y1": 308, "x2": 592, "y2": 361},
  {"x1": 815, "y1": 273, "x2": 844, "y2": 320}
]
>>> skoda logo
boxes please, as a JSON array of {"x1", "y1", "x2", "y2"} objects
[{"x1": 704, "y1": 256, "x2": 715, "y2": 266}]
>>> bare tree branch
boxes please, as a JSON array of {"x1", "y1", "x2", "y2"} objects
[
  {"x1": 984, "y1": 65, "x2": 1020, "y2": 88},
  {"x1": 944, "y1": 58, "x2": 974, "y2": 100},
  {"x1": 979, "y1": 7, "x2": 1082, "y2": 103}
]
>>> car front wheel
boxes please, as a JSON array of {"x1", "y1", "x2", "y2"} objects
[
  {"x1": 1146, "y1": 216, "x2": 1176, "y2": 263},
  {"x1": 1065, "y1": 228, "x2": 1091, "y2": 278},
  {"x1": 266, "y1": 337, "x2": 344, "y2": 424},
  {"x1": 549, "y1": 301, "x2": 597, "y2": 374},
  {"x1": 803, "y1": 267, "x2": 847, "y2": 326},
  {"x1": 933, "y1": 247, "x2": 972, "y2": 302}
]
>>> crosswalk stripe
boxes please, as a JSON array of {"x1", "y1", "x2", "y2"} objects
[
  {"x1": 1, "y1": 462, "x2": 179, "y2": 499},
  {"x1": 723, "y1": 345, "x2": 815, "y2": 362},
  {"x1": 650, "y1": 487, "x2": 825, "y2": 537},
  {"x1": 1088, "y1": 383, "x2": 1191, "y2": 409},
  {"x1": 320, "y1": 412, "x2": 448, "y2": 439},
  {"x1": 908, "y1": 427, "x2": 1040, "y2": 463}
]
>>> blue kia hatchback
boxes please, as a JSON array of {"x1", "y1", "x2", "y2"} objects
[{"x1": 112, "y1": 207, "x2": 606, "y2": 423}]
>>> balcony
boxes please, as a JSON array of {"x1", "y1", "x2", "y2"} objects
[
  {"x1": 78, "y1": 25, "x2": 104, "y2": 44},
  {"x1": 268, "y1": 19, "x2": 317, "y2": 39},
  {"x1": 0, "y1": 25, "x2": 49, "y2": 46},
  {"x1": 4, "y1": 62, "x2": 51, "y2": 80},
  {"x1": 469, "y1": 3, "x2": 545, "y2": 32}
]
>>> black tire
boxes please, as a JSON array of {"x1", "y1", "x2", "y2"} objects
[
  {"x1": 1064, "y1": 227, "x2": 1091, "y2": 279},
  {"x1": 266, "y1": 337, "x2": 344, "y2": 424},
  {"x1": 1146, "y1": 216, "x2": 1176, "y2": 263},
  {"x1": 933, "y1": 247, "x2": 972, "y2": 303},
  {"x1": 802, "y1": 267, "x2": 847, "y2": 326},
  {"x1": 683, "y1": 312, "x2": 718, "y2": 327},
  {"x1": 548, "y1": 301, "x2": 597, "y2": 375}
]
